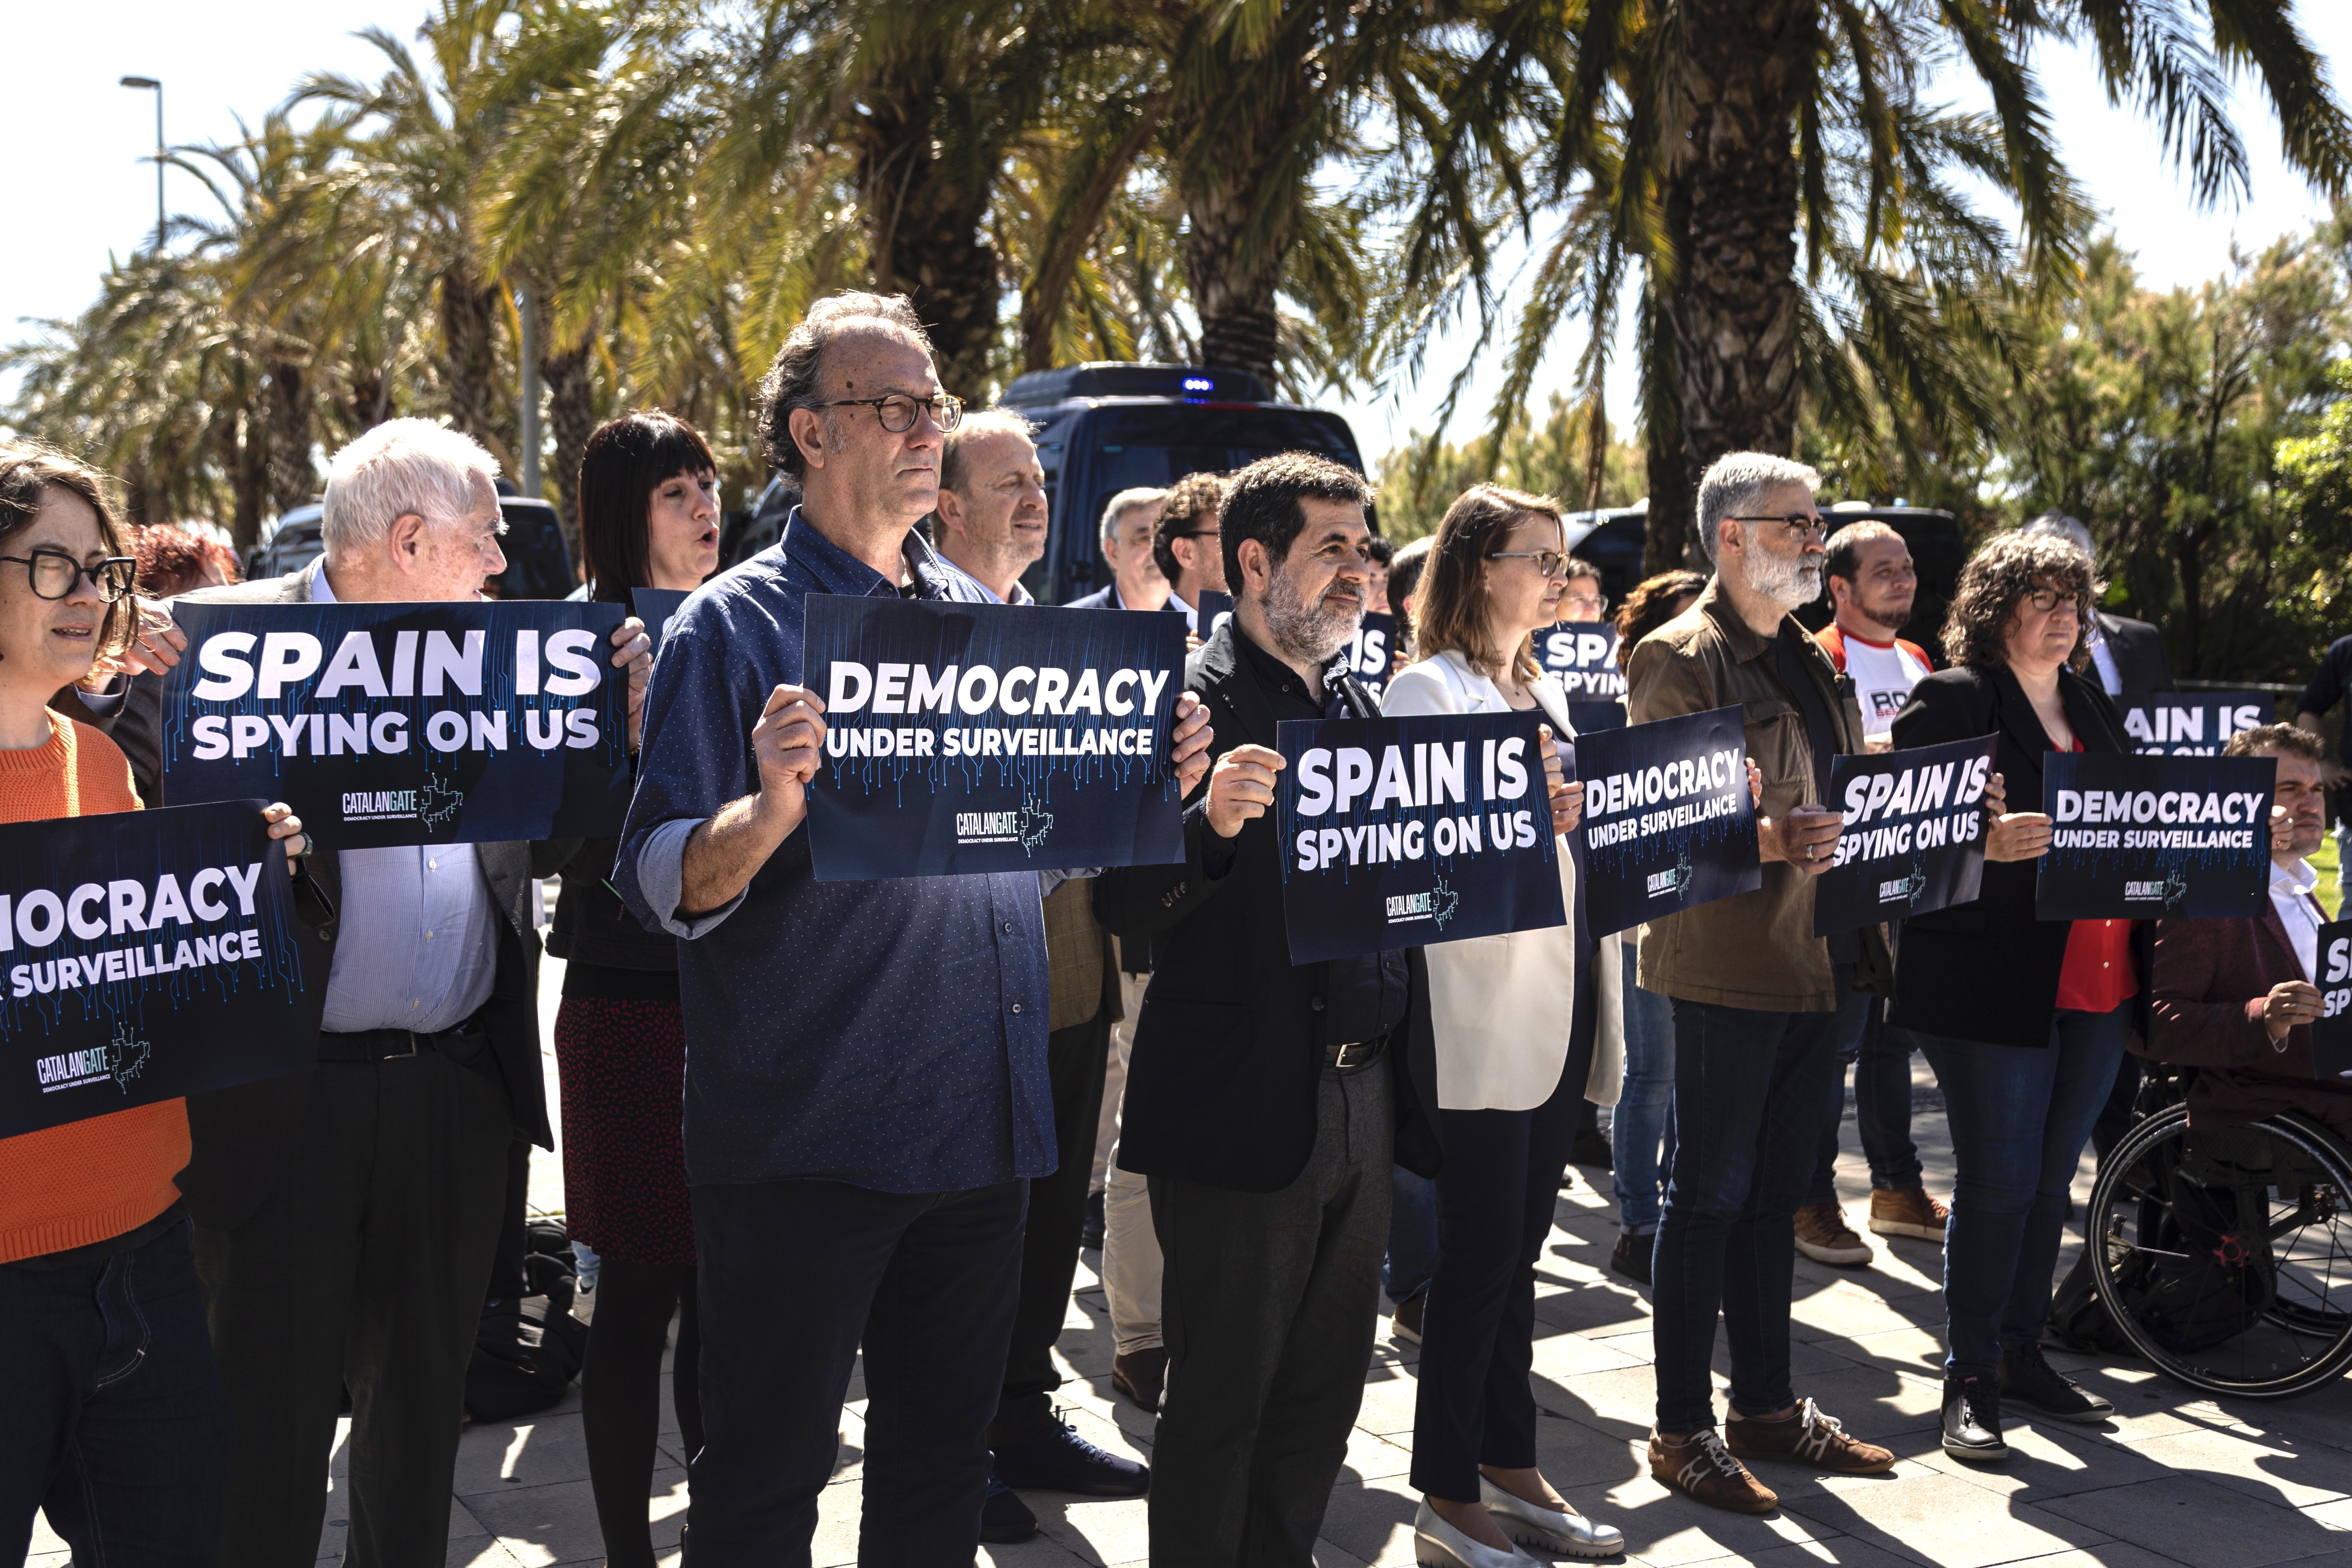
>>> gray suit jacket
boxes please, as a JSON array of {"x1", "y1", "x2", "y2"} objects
[{"x1": 110, "y1": 560, "x2": 559, "y2": 1230}]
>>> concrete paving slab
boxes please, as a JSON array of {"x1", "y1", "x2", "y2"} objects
[
  {"x1": 2036, "y1": 1474, "x2": 2345, "y2": 1567},
  {"x1": 1776, "y1": 1469, "x2": 2113, "y2": 1568}
]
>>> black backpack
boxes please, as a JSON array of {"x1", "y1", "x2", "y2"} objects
[{"x1": 464, "y1": 1218, "x2": 590, "y2": 1423}]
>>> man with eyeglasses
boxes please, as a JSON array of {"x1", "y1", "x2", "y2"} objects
[
  {"x1": 1152, "y1": 471, "x2": 1228, "y2": 635},
  {"x1": 1625, "y1": 453, "x2": 1897, "y2": 1514},
  {"x1": 617, "y1": 292, "x2": 1207, "y2": 1564}
]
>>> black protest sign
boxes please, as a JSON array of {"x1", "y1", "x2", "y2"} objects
[
  {"x1": 1195, "y1": 590, "x2": 1233, "y2": 639},
  {"x1": 0, "y1": 801, "x2": 316, "y2": 1139},
  {"x1": 1535, "y1": 621, "x2": 1626, "y2": 704},
  {"x1": 1274, "y1": 710, "x2": 1565, "y2": 964},
  {"x1": 1343, "y1": 612, "x2": 1397, "y2": 701},
  {"x1": 2313, "y1": 921, "x2": 2352, "y2": 1084},
  {"x1": 803, "y1": 595, "x2": 1187, "y2": 879},
  {"x1": 1814, "y1": 735, "x2": 1999, "y2": 935},
  {"x1": 1575, "y1": 705, "x2": 1761, "y2": 938},
  {"x1": 162, "y1": 601, "x2": 633, "y2": 849},
  {"x1": 2119, "y1": 691, "x2": 2275, "y2": 755},
  {"x1": 2036, "y1": 752, "x2": 2274, "y2": 920},
  {"x1": 632, "y1": 588, "x2": 689, "y2": 655}
]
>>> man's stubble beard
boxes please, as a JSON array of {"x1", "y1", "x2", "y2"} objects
[{"x1": 1262, "y1": 556, "x2": 1362, "y2": 666}]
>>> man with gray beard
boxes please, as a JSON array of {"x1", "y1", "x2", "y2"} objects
[
  {"x1": 1094, "y1": 452, "x2": 1440, "y2": 1562},
  {"x1": 1622, "y1": 453, "x2": 1898, "y2": 1514}
]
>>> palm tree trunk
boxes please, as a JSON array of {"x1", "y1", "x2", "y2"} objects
[
  {"x1": 1181, "y1": 179, "x2": 1290, "y2": 384},
  {"x1": 265, "y1": 360, "x2": 315, "y2": 516},
  {"x1": 222, "y1": 408, "x2": 268, "y2": 551},
  {"x1": 1641, "y1": 187, "x2": 1696, "y2": 574},
  {"x1": 1019, "y1": 92, "x2": 1170, "y2": 371},
  {"x1": 1174, "y1": 55, "x2": 1308, "y2": 385},
  {"x1": 860, "y1": 105, "x2": 1003, "y2": 397},
  {"x1": 1671, "y1": 0, "x2": 1813, "y2": 479},
  {"x1": 438, "y1": 265, "x2": 504, "y2": 443},
  {"x1": 541, "y1": 337, "x2": 596, "y2": 560}
]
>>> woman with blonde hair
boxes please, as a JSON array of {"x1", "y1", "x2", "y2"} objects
[{"x1": 1383, "y1": 484, "x2": 1623, "y2": 1566}]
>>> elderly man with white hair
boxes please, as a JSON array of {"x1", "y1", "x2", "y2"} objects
[
  {"x1": 1623, "y1": 451, "x2": 1899, "y2": 1515},
  {"x1": 112, "y1": 418, "x2": 651, "y2": 1568}
]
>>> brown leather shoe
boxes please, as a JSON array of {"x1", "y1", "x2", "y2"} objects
[
  {"x1": 1111, "y1": 1347, "x2": 1167, "y2": 1413},
  {"x1": 1793, "y1": 1204, "x2": 1873, "y2": 1265},
  {"x1": 1725, "y1": 1398, "x2": 1894, "y2": 1474},
  {"x1": 1868, "y1": 1187, "x2": 1950, "y2": 1242},
  {"x1": 1648, "y1": 1428, "x2": 1778, "y2": 1514}
]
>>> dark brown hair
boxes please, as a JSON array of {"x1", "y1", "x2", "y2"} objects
[
  {"x1": 1153, "y1": 470, "x2": 1227, "y2": 584},
  {"x1": 2223, "y1": 722, "x2": 2326, "y2": 764},
  {"x1": 1220, "y1": 451, "x2": 1373, "y2": 589},
  {"x1": 1414, "y1": 483, "x2": 1563, "y2": 685},
  {"x1": 577, "y1": 411, "x2": 718, "y2": 605},
  {"x1": 755, "y1": 292, "x2": 933, "y2": 480},
  {"x1": 1939, "y1": 533, "x2": 2093, "y2": 671},
  {"x1": 0, "y1": 441, "x2": 137, "y2": 663},
  {"x1": 1614, "y1": 569, "x2": 1708, "y2": 670}
]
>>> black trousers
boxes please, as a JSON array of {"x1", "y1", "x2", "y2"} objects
[
  {"x1": 687, "y1": 1176, "x2": 1026, "y2": 1568},
  {"x1": 994, "y1": 1005, "x2": 1113, "y2": 1440},
  {"x1": 1410, "y1": 1064, "x2": 1585, "y2": 1501},
  {"x1": 1148, "y1": 1063, "x2": 1391, "y2": 1567},
  {"x1": 195, "y1": 1052, "x2": 513, "y2": 1568}
]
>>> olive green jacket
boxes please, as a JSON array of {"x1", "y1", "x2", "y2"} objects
[{"x1": 1628, "y1": 578, "x2": 1893, "y2": 1012}]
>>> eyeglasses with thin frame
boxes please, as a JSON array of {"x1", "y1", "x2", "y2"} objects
[
  {"x1": 823, "y1": 393, "x2": 964, "y2": 434},
  {"x1": 1728, "y1": 514, "x2": 1829, "y2": 543},
  {"x1": 2023, "y1": 585, "x2": 2083, "y2": 614},
  {"x1": 0, "y1": 548, "x2": 138, "y2": 603},
  {"x1": 1487, "y1": 549, "x2": 1575, "y2": 578}
]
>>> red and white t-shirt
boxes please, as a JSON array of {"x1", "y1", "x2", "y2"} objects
[{"x1": 1816, "y1": 625, "x2": 1933, "y2": 741}]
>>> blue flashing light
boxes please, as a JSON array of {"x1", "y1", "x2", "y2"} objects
[{"x1": 1181, "y1": 377, "x2": 1214, "y2": 392}]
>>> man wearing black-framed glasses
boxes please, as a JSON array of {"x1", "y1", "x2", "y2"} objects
[{"x1": 1152, "y1": 471, "x2": 1229, "y2": 636}]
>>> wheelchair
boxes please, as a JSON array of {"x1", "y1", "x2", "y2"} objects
[{"x1": 2083, "y1": 1063, "x2": 2352, "y2": 1399}]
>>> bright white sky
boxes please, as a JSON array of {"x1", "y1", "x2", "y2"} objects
[{"x1": 5, "y1": 2, "x2": 2350, "y2": 474}]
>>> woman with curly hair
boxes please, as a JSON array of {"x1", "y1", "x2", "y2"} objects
[{"x1": 1888, "y1": 530, "x2": 2135, "y2": 1463}]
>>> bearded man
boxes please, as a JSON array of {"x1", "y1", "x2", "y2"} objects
[{"x1": 1093, "y1": 451, "x2": 1441, "y2": 1563}]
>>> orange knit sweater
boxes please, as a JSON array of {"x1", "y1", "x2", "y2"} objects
[{"x1": 0, "y1": 714, "x2": 188, "y2": 1263}]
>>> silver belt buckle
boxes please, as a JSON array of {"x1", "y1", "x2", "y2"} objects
[
  {"x1": 384, "y1": 1030, "x2": 420, "y2": 1060},
  {"x1": 1331, "y1": 1039, "x2": 1366, "y2": 1070}
]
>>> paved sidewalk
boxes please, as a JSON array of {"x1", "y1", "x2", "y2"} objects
[{"x1": 29, "y1": 968, "x2": 2352, "y2": 1566}]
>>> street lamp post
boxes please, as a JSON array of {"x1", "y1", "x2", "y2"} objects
[{"x1": 119, "y1": 76, "x2": 163, "y2": 254}]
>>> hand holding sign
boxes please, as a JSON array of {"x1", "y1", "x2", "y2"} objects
[
  {"x1": 261, "y1": 801, "x2": 307, "y2": 868},
  {"x1": 1207, "y1": 744, "x2": 1286, "y2": 838},
  {"x1": 2265, "y1": 978, "x2": 2326, "y2": 1042},
  {"x1": 612, "y1": 616, "x2": 653, "y2": 752},
  {"x1": 1170, "y1": 693, "x2": 1213, "y2": 797},
  {"x1": 1767, "y1": 805, "x2": 1842, "y2": 877},
  {"x1": 1537, "y1": 725, "x2": 1582, "y2": 835},
  {"x1": 752, "y1": 683, "x2": 829, "y2": 834}
]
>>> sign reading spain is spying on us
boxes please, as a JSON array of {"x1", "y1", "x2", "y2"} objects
[
  {"x1": 1813, "y1": 735, "x2": 1998, "y2": 935},
  {"x1": 1535, "y1": 621, "x2": 1628, "y2": 733},
  {"x1": 1274, "y1": 710, "x2": 1566, "y2": 964},
  {"x1": 2035, "y1": 751, "x2": 2275, "y2": 921},
  {"x1": 161, "y1": 602, "x2": 633, "y2": 848},
  {"x1": 2117, "y1": 691, "x2": 2275, "y2": 755},
  {"x1": 0, "y1": 801, "x2": 316, "y2": 1140},
  {"x1": 802, "y1": 595, "x2": 1188, "y2": 880}
]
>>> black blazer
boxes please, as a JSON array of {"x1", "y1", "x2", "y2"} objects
[
  {"x1": 2097, "y1": 613, "x2": 2174, "y2": 703},
  {"x1": 1887, "y1": 662, "x2": 2150, "y2": 1049},
  {"x1": 1093, "y1": 622, "x2": 1441, "y2": 1193},
  {"x1": 104, "y1": 561, "x2": 562, "y2": 1231}
]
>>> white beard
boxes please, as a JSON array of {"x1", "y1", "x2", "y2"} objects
[{"x1": 1743, "y1": 545, "x2": 1822, "y2": 612}]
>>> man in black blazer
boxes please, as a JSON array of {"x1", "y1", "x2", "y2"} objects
[
  {"x1": 106, "y1": 421, "x2": 647, "y2": 1568},
  {"x1": 1063, "y1": 486, "x2": 1173, "y2": 610},
  {"x1": 1094, "y1": 452, "x2": 1439, "y2": 1563}
]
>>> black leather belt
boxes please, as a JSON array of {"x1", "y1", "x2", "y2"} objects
[
  {"x1": 317, "y1": 1023, "x2": 481, "y2": 1064},
  {"x1": 1323, "y1": 1037, "x2": 1387, "y2": 1071}
]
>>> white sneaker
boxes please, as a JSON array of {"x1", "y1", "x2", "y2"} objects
[
  {"x1": 1415, "y1": 1499, "x2": 1535, "y2": 1568},
  {"x1": 1479, "y1": 1476, "x2": 1626, "y2": 1559}
]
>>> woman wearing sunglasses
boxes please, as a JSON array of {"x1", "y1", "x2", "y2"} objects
[
  {"x1": 0, "y1": 441, "x2": 305, "y2": 1568},
  {"x1": 1382, "y1": 484, "x2": 1623, "y2": 1566},
  {"x1": 1887, "y1": 532, "x2": 2133, "y2": 1463}
]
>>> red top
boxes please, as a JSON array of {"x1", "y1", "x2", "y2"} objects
[{"x1": 2050, "y1": 736, "x2": 2138, "y2": 1013}]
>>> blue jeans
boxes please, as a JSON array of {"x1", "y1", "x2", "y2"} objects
[
  {"x1": 1805, "y1": 999, "x2": 1927, "y2": 1205},
  {"x1": 1652, "y1": 969, "x2": 1870, "y2": 1433},
  {"x1": 1, "y1": 1211, "x2": 229, "y2": 1568},
  {"x1": 1917, "y1": 1004, "x2": 2130, "y2": 1378},
  {"x1": 1384, "y1": 1165, "x2": 1441, "y2": 1303},
  {"x1": 1610, "y1": 940, "x2": 1678, "y2": 1233}
]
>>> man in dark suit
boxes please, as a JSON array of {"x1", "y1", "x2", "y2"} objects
[
  {"x1": 2019, "y1": 513, "x2": 2173, "y2": 701},
  {"x1": 1094, "y1": 451, "x2": 1442, "y2": 1562},
  {"x1": 2145, "y1": 723, "x2": 2352, "y2": 1136},
  {"x1": 1064, "y1": 486, "x2": 1173, "y2": 610},
  {"x1": 108, "y1": 419, "x2": 648, "y2": 1568}
]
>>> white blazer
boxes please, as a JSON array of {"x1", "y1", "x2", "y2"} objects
[{"x1": 1382, "y1": 651, "x2": 1614, "y2": 1112}]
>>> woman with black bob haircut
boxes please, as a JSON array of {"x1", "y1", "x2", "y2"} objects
[
  {"x1": 1888, "y1": 530, "x2": 2136, "y2": 1464},
  {"x1": 549, "y1": 410, "x2": 721, "y2": 1568}
]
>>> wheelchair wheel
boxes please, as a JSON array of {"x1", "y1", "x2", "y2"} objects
[{"x1": 2086, "y1": 1104, "x2": 2352, "y2": 1400}]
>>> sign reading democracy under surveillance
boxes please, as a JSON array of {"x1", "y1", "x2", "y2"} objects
[
  {"x1": 1813, "y1": 735, "x2": 1999, "y2": 935},
  {"x1": 2035, "y1": 752, "x2": 2275, "y2": 920},
  {"x1": 1536, "y1": 621, "x2": 1628, "y2": 733},
  {"x1": 2118, "y1": 691, "x2": 2274, "y2": 755},
  {"x1": 1577, "y1": 705, "x2": 1760, "y2": 938},
  {"x1": 802, "y1": 595, "x2": 1187, "y2": 879},
  {"x1": 1274, "y1": 710, "x2": 1565, "y2": 964},
  {"x1": 0, "y1": 801, "x2": 316, "y2": 1139},
  {"x1": 160, "y1": 602, "x2": 633, "y2": 849},
  {"x1": 2310, "y1": 920, "x2": 2352, "y2": 1083}
]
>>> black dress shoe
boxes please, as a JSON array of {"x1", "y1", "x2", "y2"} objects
[
  {"x1": 993, "y1": 1410, "x2": 1150, "y2": 1497},
  {"x1": 2001, "y1": 1342, "x2": 2114, "y2": 1423},
  {"x1": 980, "y1": 1480, "x2": 1039, "y2": 1543},
  {"x1": 1610, "y1": 1230, "x2": 1653, "y2": 1286},
  {"x1": 1081, "y1": 1188, "x2": 1106, "y2": 1250},
  {"x1": 1573, "y1": 1126, "x2": 1615, "y2": 1170},
  {"x1": 1942, "y1": 1375, "x2": 2007, "y2": 1462},
  {"x1": 1112, "y1": 1346, "x2": 1167, "y2": 1412}
]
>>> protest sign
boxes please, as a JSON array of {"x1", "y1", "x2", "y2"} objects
[
  {"x1": 1274, "y1": 710, "x2": 1565, "y2": 964},
  {"x1": 2036, "y1": 752, "x2": 2274, "y2": 920},
  {"x1": 0, "y1": 801, "x2": 317, "y2": 1139},
  {"x1": 2118, "y1": 691, "x2": 2274, "y2": 755},
  {"x1": 2312, "y1": 921, "x2": 2352, "y2": 1083},
  {"x1": 162, "y1": 601, "x2": 633, "y2": 849},
  {"x1": 1344, "y1": 612, "x2": 1396, "y2": 701},
  {"x1": 1536, "y1": 621, "x2": 1626, "y2": 702},
  {"x1": 1194, "y1": 590, "x2": 1233, "y2": 639},
  {"x1": 803, "y1": 595, "x2": 1187, "y2": 879},
  {"x1": 1577, "y1": 705, "x2": 1760, "y2": 938},
  {"x1": 1814, "y1": 735, "x2": 1999, "y2": 935},
  {"x1": 632, "y1": 588, "x2": 689, "y2": 654}
]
